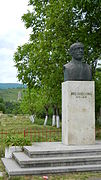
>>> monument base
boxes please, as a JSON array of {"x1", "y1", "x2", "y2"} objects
[{"x1": 62, "y1": 81, "x2": 95, "y2": 145}]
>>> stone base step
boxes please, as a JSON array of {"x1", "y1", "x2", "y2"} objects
[
  {"x1": 13, "y1": 152, "x2": 101, "y2": 168},
  {"x1": 2, "y1": 158, "x2": 101, "y2": 176},
  {"x1": 2, "y1": 142, "x2": 101, "y2": 176},
  {"x1": 24, "y1": 142, "x2": 101, "y2": 158}
]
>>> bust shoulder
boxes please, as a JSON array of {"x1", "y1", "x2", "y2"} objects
[
  {"x1": 82, "y1": 62, "x2": 91, "y2": 70},
  {"x1": 64, "y1": 61, "x2": 75, "y2": 70}
]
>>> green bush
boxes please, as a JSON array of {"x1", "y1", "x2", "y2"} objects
[
  {"x1": 5, "y1": 135, "x2": 32, "y2": 147},
  {"x1": 0, "y1": 103, "x2": 5, "y2": 113}
]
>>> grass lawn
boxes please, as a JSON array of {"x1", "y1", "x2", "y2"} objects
[
  {"x1": 1, "y1": 172, "x2": 101, "y2": 180},
  {"x1": 0, "y1": 114, "x2": 101, "y2": 179}
]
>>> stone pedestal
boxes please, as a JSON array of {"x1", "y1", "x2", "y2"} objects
[{"x1": 62, "y1": 81, "x2": 95, "y2": 145}]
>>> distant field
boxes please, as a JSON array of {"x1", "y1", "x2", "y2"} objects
[{"x1": 0, "y1": 88, "x2": 24, "y2": 102}]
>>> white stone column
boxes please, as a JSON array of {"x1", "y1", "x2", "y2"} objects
[{"x1": 62, "y1": 81, "x2": 95, "y2": 145}]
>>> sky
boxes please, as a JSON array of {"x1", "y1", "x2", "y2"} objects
[{"x1": 0, "y1": 0, "x2": 31, "y2": 83}]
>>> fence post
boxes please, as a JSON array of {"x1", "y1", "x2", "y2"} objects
[
  {"x1": 46, "y1": 129, "x2": 47, "y2": 142},
  {"x1": 24, "y1": 129, "x2": 26, "y2": 138},
  {"x1": 30, "y1": 128, "x2": 32, "y2": 142},
  {"x1": 49, "y1": 130, "x2": 51, "y2": 142}
]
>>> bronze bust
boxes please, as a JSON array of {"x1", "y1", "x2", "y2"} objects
[{"x1": 64, "y1": 42, "x2": 92, "y2": 81}]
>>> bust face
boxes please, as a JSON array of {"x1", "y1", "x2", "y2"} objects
[
  {"x1": 70, "y1": 43, "x2": 84, "y2": 61},
  {"x1": 72, "y1": 46, "x2": 84, "y2": 61}
]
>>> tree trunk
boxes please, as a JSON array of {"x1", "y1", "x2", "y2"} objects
[
  {"x1": 29, "y1": 114, "x2": 35, "y2": 123},
  {"x1": 44, "y1": 106, "x2": 48, "y2": 126},
  {"x1": 52, "y1": 105, "x2": 56, "y2": 126},
  {"x1": 56, "y1": 107, "x2": 60, "y2": 128}
]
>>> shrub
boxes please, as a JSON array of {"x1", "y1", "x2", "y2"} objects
[{"x1": 5, "y1": 135, "x2": 32, "y2": 147}]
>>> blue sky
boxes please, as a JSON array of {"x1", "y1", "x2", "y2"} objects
[{"x1": 0, "y1": 0, "x2": 30, "y2": 83}]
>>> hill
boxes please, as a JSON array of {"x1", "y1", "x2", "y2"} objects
[
  {"x1": 0, "y1": 88, "x2": 24, "y2": 102},
  {"x1": 0, "y1": 83, "x2": 26, "y2": 89}
]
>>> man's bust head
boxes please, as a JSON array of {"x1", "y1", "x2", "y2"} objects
[
  {"x1": 63, "y1": 42, "x2": 92, "y2": 81},
  {"x1": 69, "y1": 42, "x2": 84, "y2": 62}
]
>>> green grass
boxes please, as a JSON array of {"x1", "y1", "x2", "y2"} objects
[
  {"x1": 0, "y1": 114, "x2": 59, "y2": 132},
  {"x1": 1, "y1": 172, "x2": 101, "y2": 180}
]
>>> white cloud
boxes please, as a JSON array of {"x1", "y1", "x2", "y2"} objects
[
  {"x1": 0, "y1": 0, "x2": 28, "y2": 34},
  {"x1": 0, "y1": 57, "x2": 17, "y2": 83},
  {"x1": 0, "y1": 0, "x2": 31, "y2": 83}
]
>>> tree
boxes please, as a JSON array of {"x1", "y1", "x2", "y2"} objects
[
  {"x1": 5, "y1": 101, "x2": 22, "y2": 114},
  {"x1": 0, "y1": 97, "x2": 5, "y2": 113},
  {"x1": 14, "y1": 0, "x2": 101, "y2": 115},
  {"x1": 20, "y1": 87, "x2": 50, "y2": 117},
  {"x1": 95, "y1": 65, "x2": 101, "y2": 119}
]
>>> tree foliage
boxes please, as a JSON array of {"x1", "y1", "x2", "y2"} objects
[
  {"x1": 14, "y1": 0, "x2": 101, "y2": 114},
  {"x1": 20, "y1": 87, "x2": 50, "y2": 116},
  {"x1": 5, "y1": 102, "x2": 22, "y2": 115},
  {"x1": 0, "y1": 97, "x2": 5, "y2": 113},
  {"x1": 95, "y1": 67, "x2": 101, "y2": 117}
]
